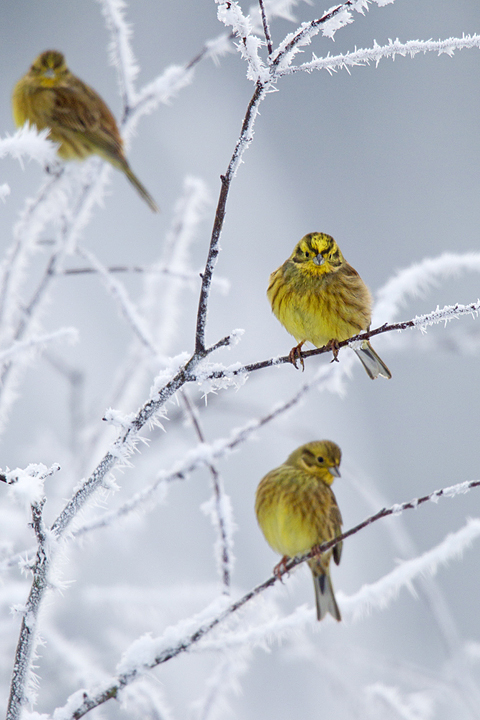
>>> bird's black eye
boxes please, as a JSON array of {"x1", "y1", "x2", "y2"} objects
[{"x1": 317, "y1": 456, "x2": 324, "y2": 463}]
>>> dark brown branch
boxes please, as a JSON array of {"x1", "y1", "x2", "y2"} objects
[
  {"x1": 204, "y1": 321, "x2": 406, "y2": 379},
  {"x1": 194, "y1": 82, "x2": 266, "y2": 354},
  {"x1": 271, "y1": 1, "x2": 355, "y2": 67},
  {"x1": 259, "y1": 0, "x2": 273, "y2": 55}
]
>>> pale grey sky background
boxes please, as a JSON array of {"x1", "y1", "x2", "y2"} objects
[{"x1": 1, "y1": 2, "x2": 480, "y2": 718}]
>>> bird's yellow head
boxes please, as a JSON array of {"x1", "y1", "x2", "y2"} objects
[
  {"x1": 290, "y1": 233, "x2": 345, "y2": 276},
  {"x1": 28, "y1": 50, "x2": 69, "y2": 87},
  {"x1": 285, "y1": 440, "x2": 341, "y2": 485}
]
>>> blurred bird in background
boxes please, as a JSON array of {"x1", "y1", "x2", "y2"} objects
[{"x1": 12, "y1": 49, "x2": 158, "y2": 212}]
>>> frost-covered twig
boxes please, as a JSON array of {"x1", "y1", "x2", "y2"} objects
[
  {"x1": 285, "y1": 478, "x2": 480, "y2": 578},
  {"x1": 373, "y1": 251, "x2": 480, "y2": 325},
  {"x1": 201, "y1": 300, "x2": 480, "y2": 380},
  {"x1": 52, "y1": 479, "x2": 480, "y2": 719},
  {"x1": 96, "y1": 0, "x2": 139, "y2": 119},
  {"x1": 0, "y1": 327, "x2": 78, "y2": 365},
  {"x1": 0, "y1": 161, "x2": 109, "y2": 432},
  {"x1": 61, "y1": 263, "x2": 229, "y2": 283},
  {"x1": 194, "y1": 80, "x2": 268, "y2": 354},
  {"x1": 0, "y1": 169, "x2": 66, "y2": 334},
  {"x1": 6, "y1": 464, "x2": 60, "y2": 720},
  {"x1": 270, "y1": 0, "x2": 373, "y2": 70},
  {"x1": 48, "y1": 331, "x2": 238, "y2": 540},
  {"x1": 0, "y1": 126, "x2": 58, "y2": 167},
  {"x1": 283, "y1": 34, "x2": 480, "y2": 77},
  {"x1": 258, "y1": 0, "x2": 273, "y2": 55},
  {"x1": 182, "y1": 391, "x2": 235, "y2": 593},
  {"x1": 64, "y1": 371, "x2": 319, "y2": 542},
  {"x1": 200, "y1": 517, "x2": 480, "y2": 652}
]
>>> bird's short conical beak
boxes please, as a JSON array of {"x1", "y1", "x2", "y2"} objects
[
  {"x1": 329, "y1": 465, "x2": 341, "y2": 478},
  {"x1": 313, "y1": 254, "x2": 325, "y2": 266}
]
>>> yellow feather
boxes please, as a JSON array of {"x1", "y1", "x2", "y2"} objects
[
  {"x1": 267, "y1": 232, "x2": 391, "y2": 378},
  {"x1": 255, "y1": 440, "x2": 343, "y2": 621}
]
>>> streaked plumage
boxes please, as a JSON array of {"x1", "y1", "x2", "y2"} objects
[
  {"x1": 12, "y1": 50, "x2": 158, "y2": 212},
  {"x1": 255, "y1": 440, "x2": 343, "y2": 621},
  {"x1": 267, "y1": 232, "x2": 391, "y2": 379}
]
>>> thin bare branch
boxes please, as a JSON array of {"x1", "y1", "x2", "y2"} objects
[
  {"x1": 182, "y1": 391, "x2": 233, "y2": 593},
  {"x1": 258, "y1": 0, "x2": 273, "y2": 55},
  {"x1": 203, "y1": 301, "x2": 480, "y2": 380},
  {"x1": 195, "y1": 81, "x2": 267, "y2": 354}
]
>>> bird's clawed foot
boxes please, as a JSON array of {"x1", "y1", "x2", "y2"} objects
[
  {"x1": 273, "y1": 556, "x2": 290, "y2": 582},
  {"x1": 327, "y1": 339, "x2": 340, "y2": 364},
  {"x1": 289, "y1": 342, "x2": 305, "y2": 371}
]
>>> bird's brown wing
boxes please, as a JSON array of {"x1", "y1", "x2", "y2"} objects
[
  {"x1": 330, "y1": 502, "x2": 343, "y2": 566},
  {"x1": 50, "y1": 80, "x2": 123, "y2": 157}
]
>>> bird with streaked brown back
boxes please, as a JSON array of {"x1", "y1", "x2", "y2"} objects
[
  {"x1": 255, "y1": 440, "x2": 343, "y2": 621},
  {"x1": 12, "y1": 50, "x2": 158, "y2": 212},
  {"x1": 267, "y1": 232, "x2": 391, "y2": 378}
]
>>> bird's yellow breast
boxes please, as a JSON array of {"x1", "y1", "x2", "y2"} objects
[
  {"x1": 267, "y1": 261, "x2": 371, "y2": 346},
  {"x1": 255, "y1": 467, "x2": 336, "y2": 558},
  {"x1": 13, "y1": 78, "x2": 55, "y2": 128}
]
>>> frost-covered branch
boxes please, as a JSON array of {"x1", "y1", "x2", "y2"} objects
[
  {"x1": 283, "y1": 33, "x2": 480, "y2": 77},
  {"x1": 373, "y1": 251, "x2": 480, "y2": 325},
  {"x1": 195, "y1": 81, "x2": 268, "y2": 353},
  {"x1": 52, "y1": 479, "x2": 480, "y2": 719},
  {"x1": 0, "y1": 125, "x2": 58, "y2": 167},
  {"x1": 60, "y1": 371, "x2": 320, "y2": 543},
  {"x1": 48, "y1": 329, "x2": 238, "y2": 541},
  {"x1": 0, "y1": 160, "x2": 109, "y2": 432},
  {"x1": 0, "y1": 327, "x2": 78, "y2": 365},
  {"x1": 201, "y1": 300, "x2": 480, "y2": 380},
  {"x1": 6, "y1": 464, "x2": 60, "y2": 720},
  {"x1": 182, "y1": 391, "x2": 235, "y2": 594},
  {"x1": 96, "y1": 0, "x2": 139, "y2": 117},
  {"x1": 258, "y1": 0, "x2": 273, "y2": 55},
  {"x1": 270, "y1": 0, "x2": 385, "y2": 71},
  {"x1": 199, "y1": 517, "x2": 480, "y2": 652},
  {"x1": 60, "y1": 263, "x2": 228, "y2": 287}
]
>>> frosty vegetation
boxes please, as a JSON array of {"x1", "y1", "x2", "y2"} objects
[{"x1": 2, "y1": 1, "x2": 480, "y2": 719}]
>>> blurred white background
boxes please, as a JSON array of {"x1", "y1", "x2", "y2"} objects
[{"x1": 1, "y1": 1, "x2": 480, "y2": 718}]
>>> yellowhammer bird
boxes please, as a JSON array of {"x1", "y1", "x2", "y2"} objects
[
  {"x1": 267, "y1": 232, "x2": 391, "y2": 379},
  {"x1": 12, "y1": 50, "x2": 158, "y2": 212},
  {"x1": 255, "y1": 440, "x2": 343, "y2": 621}
]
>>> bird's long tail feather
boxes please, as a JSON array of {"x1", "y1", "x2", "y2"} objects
[
  {"x1": 312, "y1": 571, "x2": 341, "y2": 621},
  {"x1": 354, "y1": 339, "x2": 391, "y2": 380},
  {"x1": 123, "y1": 164, "x2": 159, "y2": 212}
]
